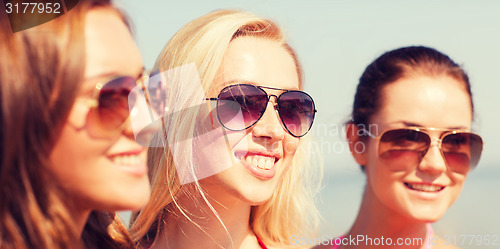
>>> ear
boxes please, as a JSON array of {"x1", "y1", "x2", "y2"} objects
[{"x1": 346, "y1": 122, "x2": 368, "y2": 167}]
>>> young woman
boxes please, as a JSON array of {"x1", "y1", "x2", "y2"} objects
[
  {"x1": 315, "y1": 46, "x2": 483, "y2": 249},
  {"x1": 0, "y1": 1, "x2": 157, "y2": 248},
  {"x1": 130, "y1": 10, "x2": 321, "y2": 249}
]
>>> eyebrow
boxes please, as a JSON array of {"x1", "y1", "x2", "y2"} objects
[
  {"x1": 401, "y1": 121, "x2": 423, "y2": 127},
  {"x1": 84, "y1": 67, "x2": 146, "y2": 81},
  {"x1": 401, "y1": 121, "x2": 468, "y2": 130},
  {"x1": 219, "y1": 79, "x2": 300, "y2": 91}
]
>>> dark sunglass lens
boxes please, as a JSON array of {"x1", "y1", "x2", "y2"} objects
[
  {"x1": 277, "y1": 91, "x2": 315, "y2": 137},
  {"x1": 98, "y1": 76, "x2": 137, "y2": 130},
  {"x1": 217, "y1": 85, "x2": 268, "y2": 131},
  {"x1": 442, "y1": 133, "x2": 483, "y2": 173},
  {"x1": 379, "y1": 129, "x2": 430, "y2": 169}
]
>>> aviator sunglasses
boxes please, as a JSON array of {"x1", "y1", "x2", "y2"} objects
[
  {"x1": 81, "y1": 71, "x2": 162, "y2": 136},
  {"x1": 363, "y1": 127, "x2": 483, "y2": 174},
  {"x1": 206, "y1": 84, "x2": 317, "y2": 137}
]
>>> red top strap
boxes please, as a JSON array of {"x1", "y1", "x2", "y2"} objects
[{"x1": 256, "y1": 235, "x2": 268, "y2": 249}]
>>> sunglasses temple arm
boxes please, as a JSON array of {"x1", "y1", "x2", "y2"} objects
[
  {"x1": 361, "y1": 129, "x2": 377, "y2": 139},
  {"x1": 139, "y1": 84, "x2": 157, "y2": 125}
]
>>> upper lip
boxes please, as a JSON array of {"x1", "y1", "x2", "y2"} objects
[
  {"x1": 404, "y1": 181, "x2": 447, "y2": 188},
  {"x1": 107, "y1": 148, "x2": 145, "y2": 157},
  {"x1": 235, "y1": 149, "x2": 282, "y2": 161}
]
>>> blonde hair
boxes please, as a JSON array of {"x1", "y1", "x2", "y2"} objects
[{"x1": 130, "y1": 9, "x2": 321, "y2": 248}]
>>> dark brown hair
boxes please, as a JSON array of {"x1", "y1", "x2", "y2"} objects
[
  {"x1": 0, "y1": 1, "x2": 134, "y2": 248},
  {"x1": 351, "y1": 46, "x2": 473, "y2": 130}
]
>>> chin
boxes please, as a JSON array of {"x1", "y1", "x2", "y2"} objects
[
  {"x1": 104, "y1": 197, "x2": 149, "y2": 212},
  {"x1": 112, "y1": 186, "x2": 151, "y2": 211},
  {"x1": 245, "y1": 176, "x2": 283, "y2": 205},
  {"x1": 236, "y1": 184, "x2": 277, "y2": 206},
  {"x1": 411, "y1": 214, "x2": 442, "y2": 223},
  {"x1": 248, "y1": 195, "x2": 274, "y2": 206},
  {"x1": 203, "y1": 163, "x2": 283, "y2": 206},
  {"x1": 404, "y1": 205, "x2": 447, "y2": 223}
]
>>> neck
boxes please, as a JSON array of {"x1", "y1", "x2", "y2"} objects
[
  {"x1": 71, "y1": 205, "x2": 91, "y2": 237},
  {"x1": 152, "y1": 185, "x2": 261, "y2": 249},
  {"x1": 345, "y1": 186, "x2": 428, "y2": 249}
]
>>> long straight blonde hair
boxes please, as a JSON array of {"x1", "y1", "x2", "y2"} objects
[{"x1": 130, "y1": 9, "x2": 321, "y2": 248}]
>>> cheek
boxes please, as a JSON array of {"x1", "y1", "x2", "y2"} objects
[
  {"x1": 283, "y1": 136, "x2": 299, "y2": 157},
  {"x1": 189, "y1": 129, "x2": 248, "y2": 182},
  {"x1": 448, "y1": 172, "x2": 467, "y2": 198},
  {"x1": 48, "y1": 118, "x2": 111, "y2": 188},
  {"x1": 48, "y1": 127, "x2": 96, "y2": 205},
  {"x1": 363, "y1": 140, "x2": 379, "y2": 171},
  {"x1": 49, "y1": 125, "x2": 88, "y2": 180},
  {"x1": 366, "y1": 149, "x2": 402, "y2": 203},
  {"x1": 368, "y1": 160, "x2": 394, "y2": 191}
]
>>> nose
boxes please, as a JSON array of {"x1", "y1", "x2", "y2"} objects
[
  {"x1": 124, "y1": 105, "x2": 162, "y2": 146},
  {"x1": 417, "y1": 140, "x2": 447, "y2": 175},
  {"x1": 251, "y1": 100, "x2": 285, "y2": 142},
  {"x1": 122, "y1": 118, "x2": 136, "y2": 138}
]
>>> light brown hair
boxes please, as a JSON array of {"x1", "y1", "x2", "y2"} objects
[{"x1": 0, "y1": 1, "x2": 135, "y2": 248}]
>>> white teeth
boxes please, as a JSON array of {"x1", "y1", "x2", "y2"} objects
[
  {"x1": 406, "y1": 183, "x2": 444, "y2": 192},
  {"x1": 242, "y1": 155, "x2": 276, "y2": 170},
  {"x1": 111, "y1": 154, "x2": 142, "y2": 166},
  {"x1": 258, "y1": 158, "x2": 266, "y2": 168},
  {"x1": 252, "y1": 156, "x2": 258, "y2": 167},
  {"x1": 265, "y1": 158, "x2": 273, "y2": 169}
]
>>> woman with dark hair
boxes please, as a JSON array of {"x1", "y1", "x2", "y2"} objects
[
  {"x1": 315, "y1": 46, "x2": 483, "y2": 249},
  {"x1": 0, "y1": 1, "x2": 156, "y2": 248}
]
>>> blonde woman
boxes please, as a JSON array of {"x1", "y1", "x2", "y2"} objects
[{"x1": 130, "y1": 10, "x2": 321, "y2": 249}]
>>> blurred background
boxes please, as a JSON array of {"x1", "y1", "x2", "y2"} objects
[{"x1": 117, "y1": 1, "x2": 500, "y2": 248}]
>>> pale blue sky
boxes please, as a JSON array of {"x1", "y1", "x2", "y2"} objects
[
  {"x1": 117, "y1": 0, "x2": 500, "y2": 242},
  {"x1": 118, "y1": 0, "x2": 499, "y2": 171}
]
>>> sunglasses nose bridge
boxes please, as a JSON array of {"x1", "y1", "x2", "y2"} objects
[
  {"x1": 418, "y1": 137, "x2": 448, "y2": 173},
  {"x1": 267, "y1": 94, "x2": 278, "y2": 103},
  {"x1": 429, "y1": 137, "x2": 442, "y2": 148},
  {"x1": 265, "y1": 94, "x2": 280, "y2": 112},
  {"x1": 418, "y1": 136, "x2": 443, "y2": 157}
]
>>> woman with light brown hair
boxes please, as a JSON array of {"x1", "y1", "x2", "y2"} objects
[
  {"x1": 0, "y1": 1, "x2": 156, "y2": 248},
  {"x1": 130, "y1": 9, "x2": 321, "y2": 249}
]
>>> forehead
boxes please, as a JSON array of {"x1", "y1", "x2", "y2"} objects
[
  {"x1": 372, "y1": 75, "x2": 472, "y2": 130},
  {"x1": 83, "y1": 8, "x2": 143, "y2": 80},
  {"x1": 211, "y1": 36, "x2": 299, "y2": 95}
]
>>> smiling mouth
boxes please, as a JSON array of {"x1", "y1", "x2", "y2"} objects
[
  {"x1": 404, "y1": 182, "x2": 445, "y2": 192},
  {"x1": 109, "y1": 154, "x2": 143, "y2": 166},
  {"x1": 239, "y1": 154, "x2": 278, "y2": 170}
]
